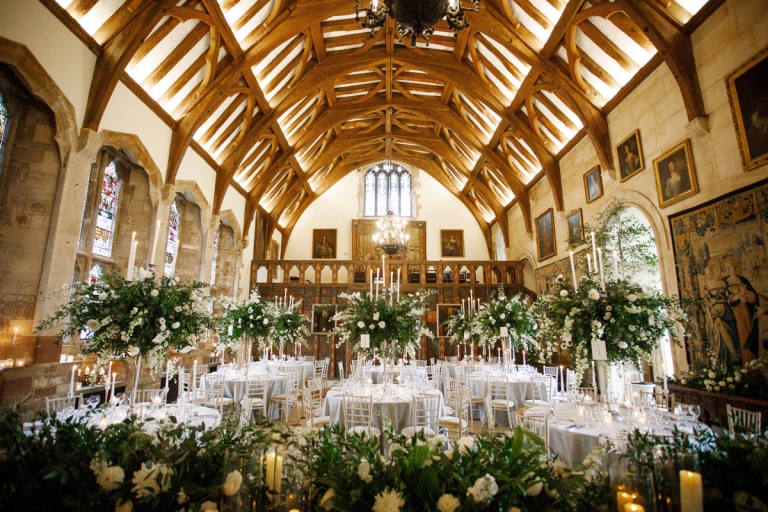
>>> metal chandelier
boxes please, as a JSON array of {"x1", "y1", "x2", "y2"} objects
[{"x1": 355, "y1": 0, "x2": 480, "y2": 49}]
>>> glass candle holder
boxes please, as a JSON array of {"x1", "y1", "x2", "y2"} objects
[
  {"x1": 221, "y1": 447, "x2": 263, "y2": 512},
  {"x1": 610, "y1": 459, "x2": 657, "y2": 512},
  {"x1": 652, "y1": 447, "x2": 700, "y2": 512}
]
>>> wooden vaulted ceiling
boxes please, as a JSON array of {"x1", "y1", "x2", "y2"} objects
[{"x1": 48, "y1": 0, "x2": 714, "y2": 249}]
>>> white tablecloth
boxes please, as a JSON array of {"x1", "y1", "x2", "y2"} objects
[
  {"x1": 364, "y1": 366, "x2": 427, "y2": 384},
  {"x1": 208, "y1": 370, "x2": 290, "y2": 419},
  {"x1": 468, "y1": 372, "x2": 557, "y2": 426},
  {"x1": 74, "y1": 404, "x2": 221, "y2": 433},
  {"x1": 323, "y1": 385, "x2": 445, "y2": 436},
  {"x1": 524, "y1": 404, "x2": 707, "y2": 465}
]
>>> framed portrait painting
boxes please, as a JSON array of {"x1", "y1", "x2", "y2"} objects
[
  {"x1": 440, "y1": 230, "x2": 464, "y2": 257},
  {"x1": 583, "y1": 166, "x2": 603, "y2": 203},
  {"x1": 535, "y1": 208, "x2": 556, "y2": 261},
  {"x1": 616, "y1": 130, "x2": 645, "y2": 181},
  {"x1": 312, "y1": 229, "x2": 337, "y2": 259},
  {"x1": 566, "y1": 208, "x2": 583, "y2": 246},
  {"x1": 653, "y1": 139, "x2": 699, "y2": 208},
  {"x1": 311, "y1": 304, "x2": 336, "y2": 335},
  {"x1": 726, "y1": 46, "x2": 768, "y2": 171}
]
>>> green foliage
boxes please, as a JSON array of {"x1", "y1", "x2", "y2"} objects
[
  {"x1": 475, "y1": 287, "x2": 537, "y2": 350},
  {"x1": 670, "y1": 347, "x2": 768, "y2": 399},
  {"x1": 216, "y1": 289, "x2": 272, "y2": 349}
]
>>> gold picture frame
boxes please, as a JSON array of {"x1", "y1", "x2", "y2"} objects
[
  {"x1": 653, "y1": 139, "x2": 699, "y2": 208},
  {"x1": 312, "y1": 229, "x2": 337, "y2": 259},
  {"x1": 616, "y1": 129, "x2": 645, "y2": 182},
  {"x1": 440, "y1": 230, "x2": 465, "y2": 257},
  {"x1": 726, "y1": 45, "x2": 768, "y2": 171},
  {"x1": 566, "y1": 208, "x2": 583, "y2": 247},
  {"x1": 583, "y1": 165, "x2": 603, "y2": 203},
  {"x1": 535, "y1": 208, "x2": 556, "y2": 261}
]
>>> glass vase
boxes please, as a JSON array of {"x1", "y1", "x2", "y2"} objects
[
  {"x1": 609, "y1": 459, "x2": 657, "y2": 512},
  {"x1": 221, "y1": 447, "x2": 263, "y2": 512},
  {"x1": 652, "y1": 447, "x2": 700, "y2": 512}
]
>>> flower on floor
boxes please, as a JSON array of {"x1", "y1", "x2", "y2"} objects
[
  {"x1": 436, "y1": 493, "x2": 461, "y2": 512},
  {"x1": 372, "y1": 488, "x2": 405, "y2": 512},
  {"x1": 467, "y1": 474, "x2": 499, "y2": 504}
]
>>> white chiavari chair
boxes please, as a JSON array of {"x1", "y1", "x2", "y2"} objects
[
  {"x1": 726, "y1": 404, "x2": 761, "y2": 439},
  {"x1": 438, "y1": 386, "x2": 469, "y2": 440},
  {"x1": 401, "y1": 394, "x2": 440, "y2": 437},
  {"x1": 201, "y1": 374, "x2": 234, "y2": 414},
  {"x1": 343, "y1": 394, "x2": 380, "y2": 439},
  {"x1": 483, "y1": 395, "x2": 496, "y2": 430},
  {"x1": 133, "y1": 388, "x2": 167, "y2": 405},
  {"x1": 523, "y1": 376, "x2": 554, "y2": 408},
  {"x1": 515, "y1": 413, "x2": 550, "y2": 458},
  {"x1": 245, "y1": 375, "x2": 269, "y2": 421},
  {"x1": 239, "y1": 396, "x2": 254, "y2": 428},
  {"x1": 303, "y1": 377, "x2": 330, "y2": 429},
  {"x1": 543, "y1": 366, "x2": 558, "y2": 377},
  {"x1": 46, "y1": 395, "x2": 81, "y2": 416},
  {"x1": 271, "y1": 367, "x2": 301, "y2": 420},
  {"x1": 487, "y1": 375, "x2": 515, "y2": 428}
]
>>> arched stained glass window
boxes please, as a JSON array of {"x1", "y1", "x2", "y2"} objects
[
  {"x1": 92, "y1": 161, "x2": 120, "y2": 257},
  {"x1": 0, "y1": 93, "x2": 8, "y2": 150},
  {"x1": 164, "y1": 201, "x2": 181, "y2": 276},
  {"x1": 210, "y1": 230, "x2": 219, "y2": 286},
  {"x1": 364, "y1": 163, "x2": 412, "y2": 217}
]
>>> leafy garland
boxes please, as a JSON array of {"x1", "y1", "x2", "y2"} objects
[
  {"x1": 670, "y1": 347, "x2": 768, "y2": 399},
  {"x1": 215, "y1": 289, "x2": 271, "y2": 351},
  {"x1": 531, "y1": 275, "x2": 687, "y2": 378},
  {"x1": 475, "y1": 287, "x2": 537, "y2": 351},
  {"x1": 37, "y1": 268, "x2": 212, "y2": 368},
  {"x1": 264, "y1": 301, "x2": 310, "y2": 351},
  {"x1": 332, "y1": 288, "x2": 434, "y2": 359}
]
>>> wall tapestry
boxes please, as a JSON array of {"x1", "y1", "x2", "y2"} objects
[
  {"x1": 351, "y1": 219, "x2": 426, "y2": 261},
  {"x1": 670, "y1": 178, "x2": 768, "y2": 366}
]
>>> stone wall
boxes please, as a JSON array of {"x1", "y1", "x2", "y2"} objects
[
  {"x1": 0, "y1": 63, "x2": 60, "y2": 367},
  {"x1": 211, "y1": 223, "x2": 237, "y2": 299},
  {"x1": 174, "y1": 195, "x2": 203, "y2": 283}
]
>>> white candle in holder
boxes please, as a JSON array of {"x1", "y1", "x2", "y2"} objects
[
  {"x1": 591, "y1": 231, "x2": 597, "y2": 272},
  {"x1": 569, "y1": 250, "x2": 578, "y2": 290},
  {"x1": 69, "y1": 365, "x2": 76, "y2": 395},
  {"x1": 680, "y1": 471, "x2": 703, "y2": 512},
  {"x1": 598, "y1": 248, "x2": 605, "y2": 291}
]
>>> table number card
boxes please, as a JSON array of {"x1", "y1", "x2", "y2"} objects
[
  {"x1": 360, "y1": 334, "x2": 370, "y2": 348},
  {"x1": 500, "y1": 327, "x2": 508, "y2": 337},
  {"x1": 463, "y1": 332, "x2": 469, "y2": 340},
  {"x1": 591, "y1": 339, "x2": 607, "y2": 360}
]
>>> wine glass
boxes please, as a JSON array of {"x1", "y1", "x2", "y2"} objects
[
  {"x1": 689, "y1": 404, "x2": 701, "y2": 424},
  {"x1": 87, "y1": 394, "x2": 101, "y2": 411}
]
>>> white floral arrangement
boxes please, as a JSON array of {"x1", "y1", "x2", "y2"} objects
[
  {"x1": 332, "y1": 287, "x2": 434, "y2": 359},
  {"x1": 531, "y1": 274, "x2": 686, "y2": 378},
  {"x1": 38, "y1": 268, "x2": 213, "y2": 372},
  {"x1": 475, "y1": 287, "x2": 537, "y2": 350},
  {"x1": 216, "y1": 289, "x2": 272, "y2": 351},
  {"x1": 264, "y1": 300, "x2": 309, "y2": 351},
  {"x1": 671, "y1": 347, "x2": 768, "y2": 398}
]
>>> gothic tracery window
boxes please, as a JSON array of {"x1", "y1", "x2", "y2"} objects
[
  {"x1": 364, "y1": 163, "x2": 412, "y2": 217},
  {"x1": 92, "y1": 161, "x2": 120, "y2": 257},
  {"x1": 164, "y1": 200, "x2": 181, "y2": 276}
]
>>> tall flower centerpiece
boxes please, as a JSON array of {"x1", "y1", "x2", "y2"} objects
[
  {"x1": 216, "y1": 289, "x2": 272, "y2": 365},
  {"x1": 38, "y1": 268, "x2": 213, "y2": 400},
  {"x1": 333, "y1": 288, "x2": 433, "y2": 376},
  {"x1": 531, "y1": 274, "x2": 686, "y2": 379},
  {"x1": 265, "y1": 300, "x2": 309, "y2": 358},
  {"x1": 443, "y1": 310, "x2": 483, "y2": 359},
  {"x1": 476, "y1": 287, "x2": 537, "y2": 364}
]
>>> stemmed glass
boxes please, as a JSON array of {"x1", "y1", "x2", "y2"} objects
[
  {"x1": 689, "y1": 404, "x2": 701, "y2": 424},
  {"x1": 86, "y1": 394, "x2": 101, "y2": 412}
]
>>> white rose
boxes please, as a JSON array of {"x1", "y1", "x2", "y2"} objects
[
  {"x1": 358, "y1": 321, "x2": 366, "y2": 328},
  {"x1": 357, "y1": 460, "x2": 373, "y2": 483},
  {"x1": 718, "y1": 381, "x2": 726, "y2": 387},
  {"x1": 680, "y1": 379, "x2": 688, "y2": 385},
  {"x1": 714, "y1": 386, "x2": 721, "y2": 392},
  {"x1": 150, "y1": 289, "x2": 159, "y2": 298},
  {"x1": 588, "y1": 289, "x2": 600, "y2": 300},
  {"x1": 263, "y1": 318, "x2": 269, "y2": 324},
  {"x1": 171, "y1": 322, "x2": 180, "y2": 329},
  {"x1": 369, "y1": 324, "x2": 376, "y2": 330},
  {"x1": 457, "y1": 436, "x2": 475, "y2": 454},
  {"x1": 627, "y1": 294, "x2": 637, "y2": 302},
  {"x1": 436, "y1": 494, "x2": 461, "y2": 512},
  {"x1": 222, "y1": 470, "x2": 243, "y2": 496},
  {"x1": 526, "y1": 481, "x2": 543, "y2": 496},
  {"x1": 200, "y1": 501, "x2": 218, "y2": 512},
  {"x1": 86, "y1": 319, "x2": 99, "y2": 331},
  {"x1": 378, "y1": 321, "x2": 386, "y2": 329},
  {"x1": 500, "y1": 313, "x2": 506, "y2": 319},
  {"x1": 708, "y1": 372, "x2": 717, "y2": 379},
  {"x1": 373, "y1": 312, "x2": 380, "y2": 321},
  {"x1": 97, "y1": 465, "x2": 125, "y2": 491},
  {"x1": 618, "y1": 342, "x2": 628, "y2": 349},
  {"x1": 726, "y1": 377, "x2": 734, "y2": 383},
  {"x1": 115, "y1": 500, "x2": 133, "y2": 512},
  {"x1": 98, "y1": 293, "x2": 108, "y2": 301}
]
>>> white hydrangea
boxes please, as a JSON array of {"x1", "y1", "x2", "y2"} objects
[
  {"x1": 372, "y1": 488, "x2": 405, "y2": 512},
  {"x1": 150, "y1": 289, "x2": 159, "y2": 298},
  {"x1": 436, "y1": 494, "x2": 461, "y2": 512},
  {"x1": 466, "y1": 474, "x2": 498, "y2": 504},
  {"x1": 97, "y1": 466, "x2": 125, "y2": 491}
]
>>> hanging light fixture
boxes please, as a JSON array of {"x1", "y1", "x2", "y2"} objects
[
  {"x1": 373, "y1": 211, "x2": 410, "y2": 255},
  {"x1": 356, "y1": 0, "x2": 479, "y2": 49}
]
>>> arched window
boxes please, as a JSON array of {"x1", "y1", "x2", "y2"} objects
[
  {"x1": 363, "y1": 163, "x2": 412, "y2": 217},
  {"x1": 210, "y1": 231, "x2": 219, "y2": 286},
  {"x1": 0, "y1": 93, "x2": 8, "y2": 164},
  {"x1": 164, "y1": 200, "x2": 181, "y2": 276},
  {"x1": 92, "y1": 161, "x2": 120, "y2": 257}
]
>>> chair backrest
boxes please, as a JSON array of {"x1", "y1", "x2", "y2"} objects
[
  {"x1": 532, "y1": 376, "x2": 554, "y2": 403},
  {"x1": 337, "y1": 361, "x2": 346, "y2": 381},
  {"x1": 483, "y1": 395, "x2": 496, "y2": 429},
  {"x1": 570, "y1": 386, "x2": 596, "y2": 401},
  {"x1": 566, "y1": 368, "x2": 579, "y2": 387},
  {"x1": 239, "y1": 396, "x2": 253, "y2": 428},
  {"x1": 727, "y1": 404, "x2": 761, "y2": 438},
  {"x1": 517, "y1": 415, "x2": 550, "y2": 456},
  {"x1": 443, "y1": 378, "x2": 458, "y2": 409},
  {"x1": 343, "y1": 394, "x2": 373, "y2": 433},
  {"x1": 178, "y1": 369, "x2": 191, "y2": 401},
  {"x1": 246, "y1": 375, "x2": 269, "y2": 399},
  {"x1": 133, "y1": 388, "x2": 167, "y2": 405},
  {"x1": 543, "y1": 366, "x2": 558, "y2": 377},
  {"x1": 414, "y1": 359, "x2": 428, "y2": 367},
  {"x1": 202, "y1": 373, "x2": 225, "y2": 410},
  {"x1": 286, "y1": 367, "x2": 302, "y2": 393},
  {"x1": 411, "y1": 394, "x2": 440, "y2": 434},
  {"x1": 303, "y1": 377, "x2": 324, "y2": 419},
  {"x1": 454, "y1": 386, "x2": 470, "y2": 424},
  {"x1": 487, "y1": 375, "x2": 510, "y2": 401},
  {"x1": 193, "y1": 363, "x2": 208, "y2": 386},
  {"x1": 46, "y1": 395, "x2": 80, "y2": 415}
]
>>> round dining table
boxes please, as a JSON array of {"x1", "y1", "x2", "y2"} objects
[
  {"x1": 364, "y1": 365, "x2": 427, "y2": 384},
  {"x1": 524, "y1": 403, "x2": 708, "y2": 465},
  {"x1": 207, "y1": 368, "x2": 290, "y2": 419},
  {"x1": 323, "y1": 384, "x2": 445, "y2": 437},
  {"x1": 64, "y1": 403, "x2": 222, "y2": 433},
  {"x1": 468, "y1": 371, "x2": 557, "y2": 426}
]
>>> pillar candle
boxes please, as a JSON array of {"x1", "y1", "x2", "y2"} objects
[
  {"x1": 149, "y1": 220, "x2": 161, "y2": 266},
  {"x1": 598, "y1": 248, "x2": 605, "y2": 291},
  {"x1": 616, "y1": 491, "x2": 635, "y2": 510},
  {"x1": 591, "y1": 231, "x2": 597, "y2": 273},
  {"x1": 625, "y1": 505, "x2": 644, "y2": 512},
  {"x1": 69, "y1": 365, "x2": 76, "y2": 396},
  {"x1": 265, "y1": 452, "x2": 283, "y2": 494},
  {"x1": 126, "y1": 232, "x2": 136, "y2": 281},
  {"x1": 569, "y1": 250, "x2": 578, "y2": 290},
  {"x1": 370, "y1": 270, "x2": 373, "y2": 297},
  {"x1": 587, "y1": 253, "x2": 593, "y2": 274},
  {"x1": 680, "y1": 471, "x2": 703, "y2": 512},
  {"x1": 111, "y1": 373, "x2": 116, "y2": 401},
  {"x1": 397, "y1": 268, "x2": 401, "y2": 301}
]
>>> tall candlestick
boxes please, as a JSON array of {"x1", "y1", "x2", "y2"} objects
[
  {"x1": 397, "y1": 269, "x2": 401, "y2": 301},
  {"x1": 12, "y1": 327, "x2": 17, "y2": 345},
  {"x1": 375, "y1": 268, "x2": 380, "y2": 300},
  {"x1": 284, "y1": 288, "x2": 287, "y2": 304},
  {"x1": 598, "y1": 248, "x2": 605, "y2": 291},
  {"x1": 370, "y1": 270, "x2": 373, "y2": 297},
  {"x1": 522, "y1": 351, "x2": 526, "y2": 366},
  {"x1": 382, "y1": 255, "x2": 386, "y2": 286},
  {"x1": 461, "y1": 299, "x2": 464, "y2": 314},
  {"x1": 680, "y1": 471, "x2": 703, "y2": 512},
  {"x1": 111, "y1": 373, "x2": 116, "y2": 401},
  {"x1": 470, "y1": 290, "x2": 473, "y2": 315},
  {"x1": 192, "y1": 361, "x2": 197, "y2": 396},
  {"x1": 560, "y1": 365, "x2": 565, "y2": 394},
  {"x1": 126, "y1": 232, "x2": 137, "y2": 280},
  {"x1": 591, "y1": 232, "x2": 597, "y2": 273},
  {"x1": 149, "y1": 220, "x2": 161, "y2": 266},
  {"x1": 569, "y1": 250, "x2": 578, "y2": 290},
  {"x1": 69, "y1": 365, "x2": 76, "y2": 396},
  {"x1": 587, "y1": 253, "x2": 593, "y2": 274}
]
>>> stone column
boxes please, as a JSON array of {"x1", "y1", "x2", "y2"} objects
[
  {"x1": 202, "y1": 214, "x2": 219, "y2": 285},
  {"x1": 148, "y1": 183, "x2": 176, "y2": 274}
]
